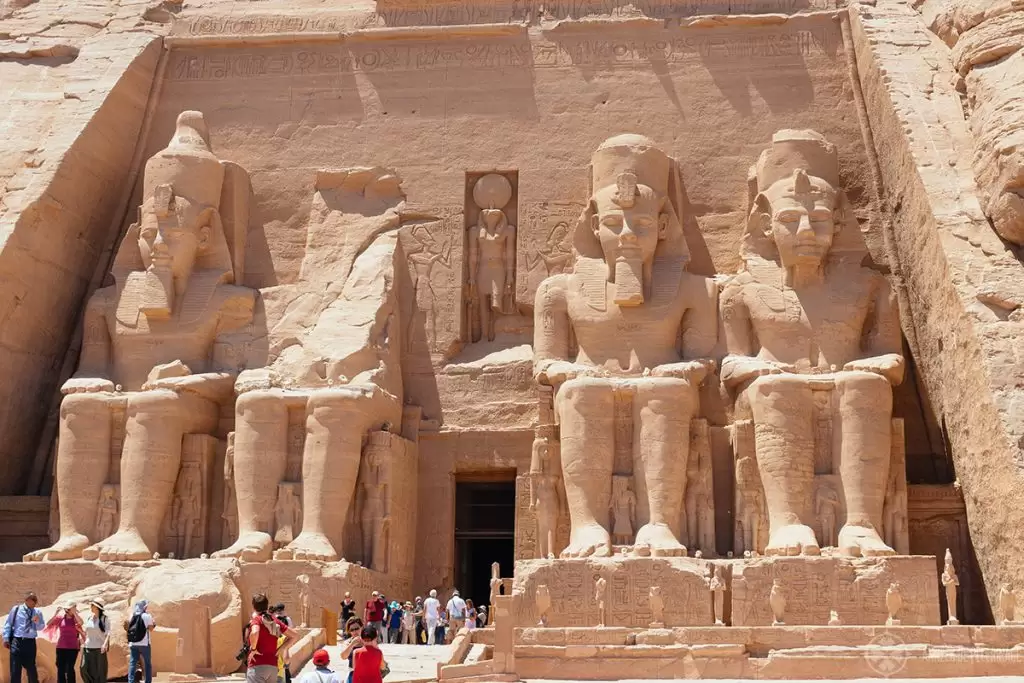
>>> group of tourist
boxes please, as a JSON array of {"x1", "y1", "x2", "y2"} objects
[
  {"x1": 341, "y1": 588, "x2": 487, "y2": 646},
  {"x1": 3, "y1": 591, "x2": 155, "y2": 683}
]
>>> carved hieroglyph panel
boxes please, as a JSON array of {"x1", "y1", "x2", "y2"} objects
[
  {"x1": 513, "y1": 557, "x2": 713, "y2": 627},
  {"x1": 731, "y1": 556, "x2": 940, "y2": 626},
  {"x1": 399, "y1": 207, "x2": 464, "y2": 360},
  {"x1": 516, "y1": 202, "x2": 581, "y2": 311}
]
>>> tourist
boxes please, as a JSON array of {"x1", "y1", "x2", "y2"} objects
[
  {"x1": 125, "y1": 601, "x2": 155, "y2": 683},
  {"x1": 422, "y1": 590, "x2": 440, "y2": 645},
  {"x1": 399, "y1": 603, "x2": 415, "y2": 644},
  {"x1": 412, "y1": 598, "x2": 424, "y2": 645},
  {"x1": 386, "y1": 603, "x2": 401, "y2": 644},
  {"x1": 351, "y1": 626, "x2": 386, "y2": 683},
  {"x1": 445, "y1": 590, "x2": 466, "y2": 637},
  {"x1": 363, "y1": 593, "x2": 385, "y2": 639},
  {"x1": 79, "y1": 601, "x2": 109, "y2": 683},
  {"x1": 475, "y1": 607, "x2": 486, "y2": 629},
  {"x1": 340, "y1": 594, "x2": 356, "y2": 625},
  {"x1": 464, "y1": 601, "x2": 476, "y2": 631},
  {"x1": 272, "y1": 604, "x2": 293, "y2": 683},
  {"x1": 246, "y1": 594, "x2": 293, "y2": 683},
  {"x1": 273, "y1": 604, "x2": 293, "y2": 629},
  {"x1": 297, "y1": 649, "x2": 343, "y2": 683},
  {"x1": 3, "y1": 591, "x2": 44, "y2": 683},
  {"x1": 339, "y1": 618, "x2": 364, "y2": 683},
  {"x1": 48, "y1": 605, "x2": 84, "y2": 683},
  {"x1": 433, "y1": 615, "x2": 445, "y2": 647}
]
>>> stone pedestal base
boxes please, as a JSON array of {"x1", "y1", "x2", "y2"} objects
[
  {"x1": 731, "y1": 555, "x2": 941, "y2": 626},
  {"x1": 513, "y1": 557, "x2": 714, "y2": 628}
]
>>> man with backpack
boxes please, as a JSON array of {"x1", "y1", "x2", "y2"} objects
[
  {"x1": 3, "y1": 591, "x2": 44, "y2": 683},
  {"x1": 246, "y1": 594, "x2": 295, "y2": 683},
  {"x1": 125, "y1": 601, "x2": 155, "y2": 683}
]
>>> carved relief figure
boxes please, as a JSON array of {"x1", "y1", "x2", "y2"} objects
[
  {"x1": 530, "y1": 437, "x2": 562, "y2": 559},
  {"x1": 297, "y1": 574, "x2": 311, "y2": 627},
  {"x1": 609, "y1": 475, "x2": 636, "y2": 546},
  {"x1": 215, "y1": 169, "x2": 405, "y2": 562},
  {"x1": 734, "y1": 445, "x2": 765, "y2": 555},
  {"x1": 886, "y1": 582, "x2": 903, "y2": 625},
  {"x1": 882, "y1": 469, "x2": 909, "y2": 554},
  {"x1": 942, "y1": 548, "x2": 960, "y2": 626},
  {"x1": 649, "y1": 586, "x2": 664, "y2": 627},
  {"x1": 533, "y1": 135, "x2": 718, "y2": 558},
  {"x1": 594, "y1": 575, "x2": 607, "y2": 627},
  {"x1": 222, "y1": 434, "x2": 238, "y2": 545},
  {"x1": 467, "y1": 173, "x2": 517, "y2": 343},
  {"x1": 536, "y1": 584, "x2": 552, "y2": 626},
  {"x1": 273, "y1": 483, "x2": 302, "y2": 547},
  {"x1": 815, "y1": 482, "x2": 840, "y2": 549},
  {"x1": 710, "y1": 565, "x2": 726, "y2": 626},
  {"x1": 360, "y1": 434, "x2": 391, "y2": 571},
  {"x1": 171, "y1": 462, "x2": 203, "y2": 558},
  {"x1": 685, "y1": 423, "x2": 714, "y2": 553},
  {"x1": 770, "y1": 579, "x2": 785, "y2": 626},
  {"x1": 94, "y1": 485, "x2": 119, "y2": 542},
  {"x1": 489, "y1": 562, "x2": 501, "y2": 625},
  {"x1": 999, "y1": 584, "x2": 1017, "y2": 625},
  {"x1": 27, "y1": 111, "x2": 255, "y2": 561},
  {"x1": 720, "y1": 130, "x2": 904, "y2": 557}
]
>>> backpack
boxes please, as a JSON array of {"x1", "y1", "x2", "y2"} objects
[{"x1": 126, "y1": 614, "x2": 147, "y2": 643}]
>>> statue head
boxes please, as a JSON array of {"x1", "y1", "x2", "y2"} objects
[
  {"x1": 113, "y1": 111, "x2": 245, "y2": 320},
  {"x1": 474, "y1": 174, "x2": 513, "y2": 232},
  {"x1": 573, "y1": 135, "x2": 688, "y2": 308},
  {"x1": 743, "y1": 130, "x2": 864, "y2": 274}
]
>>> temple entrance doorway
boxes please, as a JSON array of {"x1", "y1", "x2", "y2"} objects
[{"x1": 454, "y1": 476, "x2": 516, "y2": 611}]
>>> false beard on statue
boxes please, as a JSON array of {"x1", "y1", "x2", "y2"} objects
[
  {"x1": 140, "y1": 264, "x2": 174, "y2": 318},
  {"x1": 613, "y1": 246, "x2": 644, "y2": 306}
]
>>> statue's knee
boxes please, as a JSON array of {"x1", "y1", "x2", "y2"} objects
[
  {"x1": 60, "y1": 393, "x2": 110, "y2": 420},
  {"x1": 558, "y1": 377, "x2": 611, "y2": 405},
  {"x1": 837, "y1": 371, "x2": 892, "y2": 407},
  {"x1": 639, "y1": 377, "x2": 697, "y2": 411},
  {"x1": 126, "y1": 389, "x2": 179, "y2": 414},
  {"x1": 236, "y1": 390, "x2": 287, "y2": 417}
]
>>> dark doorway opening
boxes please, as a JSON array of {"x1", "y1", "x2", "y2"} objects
[{"x1": 454, "y1": 479, "x2": 516, "y2": 609}]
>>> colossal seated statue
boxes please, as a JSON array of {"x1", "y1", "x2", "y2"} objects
[
  {"x1": 720, "y1": 130, "x2": 904, "y2": 558},
  {"x1": 215, "y1": 168, "x2": 404, "y2": 562},
  {"x1": 532, "y1": 134, "x2": 717, "y2": 558},
  {"x1": 27, "y1": 111, "x2": 255, "y2": 561}
]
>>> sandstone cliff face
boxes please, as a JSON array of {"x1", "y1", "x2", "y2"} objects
[{"x1": 0, "y1": 0, "x2": 169, "y2": 493}]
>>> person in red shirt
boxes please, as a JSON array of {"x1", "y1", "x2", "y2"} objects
[
  {"x1": 247, "y1": 594, "x2": 295, "y2": 683},
  {"x1": 351, "y1": 626, "x2": 385, "y2": 683},
  {"x1": 362, "y1": 593, "x2": 385, "y2": 639}
]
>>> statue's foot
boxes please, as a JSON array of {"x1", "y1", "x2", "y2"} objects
[
  {"x1": 838, "y1": 524, "x2": 894, "y2": 557},
  {"x1": 23, "y1": 533, "x2": 91, "y2": 562},
  {"x1": 560, "y1": 524, "x2": 612, "y2": 558},
  {"x1": 213, "y1": 532, "x2": 274, "y2": 562},
  {"x1": 765, "y1": 524, "x2": 820, "y2": 557},
  {"x1": 634, "y1": 523, "x2": 687, "y2": 557},
  {"x1": 82, "y1": 531, "x2": 152, "y2": 561},
  {"x1": 286, "y1": 532, "x2": 339, "y2": 561}
]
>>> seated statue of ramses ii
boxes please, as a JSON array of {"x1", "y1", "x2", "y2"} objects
[
  {"x1": 533, "y1": 135, "x2": 717, "y2": 558},
  {"x1": 720, "y1": 130, "x2": 904, "y2": 557},
  {"x1": 27, "y1": 111, "x2": 255, "y2": 562}
]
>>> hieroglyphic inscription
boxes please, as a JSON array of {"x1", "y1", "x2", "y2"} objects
[
  {"x1": 517, "y1": 202, "x2": 580, "y2": 309},
  {"x1": 286, "y1": 406, "x2": 305, "y2": 483},
  {"x1": 167, "y1": 27, "x2": 840, "y2": 81},
  {"x1": 515, "y1": 473, "x2": 538, "y2": 561},
  {"x1": 612, "y1": 387, "x2": 634, "y2": 476}
]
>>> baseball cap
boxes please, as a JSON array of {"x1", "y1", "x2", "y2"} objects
[{"x1": 312, "y1": 649, "x2": 330, "y2": 667}]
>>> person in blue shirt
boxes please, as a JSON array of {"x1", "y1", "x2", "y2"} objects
[{"x1": 3, "y1": 591, "x2": 44, "y2": 683}]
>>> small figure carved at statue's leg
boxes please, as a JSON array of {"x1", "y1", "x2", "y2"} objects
[
  {"x1": 746, "y1": 375, "x2": 820, "y2": 556},
  {"x1": 633, "y1": 378, "x2": 692, "y2": 557},
  {"x1": 86, "y1": 391, "x2": 216, "y2": 561},
  {"x1": 835, "y1": 372, "x2": 895, "y2": 557},
  {"x1": 556, "y1": 378, "x2": 614, "y2": 558},
  {"x1": 26, "y1": 394, "x2": 113, "y2": 561},
  {"x1": 287, "y1": 391, "x2": 379, "y2": 561},
  {"x1": 215, "y1": 391, "x2": 290, "y2": 561}
]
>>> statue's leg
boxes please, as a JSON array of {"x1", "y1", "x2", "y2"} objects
[
  {"x1": 745, "y1": 375, "x2": 819, "y2": 556},
  {"x1": 25, "y1": 393, "x2": 114, "y2": 561},
  {"x1": 214, "y1": 390, "x2": 292, "y2": 561},
  {"x1": 834, "y1": 371, "x2": 895, "y2": 556},
  {"x1": 554, "y1": 377, "x2": 614, "y2": 558},
  {"x1": 287, "y1": 388, "x2": 399, "y2": 561},
  {"x1": 85, "y1": 391, "x2": 217, "y2": 561},
  {"x1": 633, "y1": 377, "x2": 693, "y2": 556}
]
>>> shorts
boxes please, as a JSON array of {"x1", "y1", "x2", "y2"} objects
[{"x1": 247, "y1": 665, "x2": 278, "y2": 683}]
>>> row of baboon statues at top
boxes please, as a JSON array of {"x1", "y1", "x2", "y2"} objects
[{"x1": 28, "y1": 111, "x2": 904, "y2": 565}]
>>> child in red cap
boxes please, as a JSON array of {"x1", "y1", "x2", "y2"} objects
[{"x1": 298, "y1": 650, "x2": 342, "y2": 683}]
